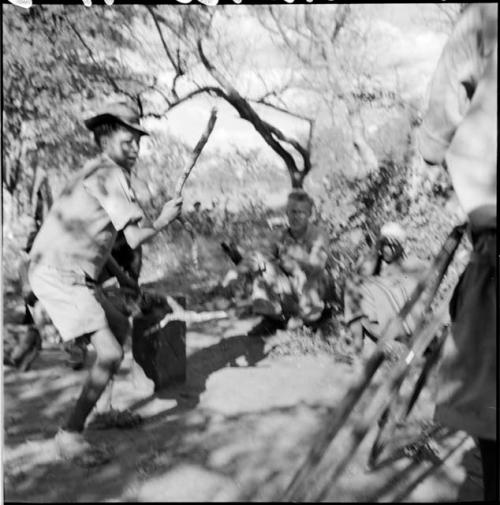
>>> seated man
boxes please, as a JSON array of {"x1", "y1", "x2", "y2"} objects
[
  {"x1": 343, "y1": 222, "x2": 428, "y2": 353},
  {"x1": 225, "y1": 189, "x2": 336, "y2": 337}
]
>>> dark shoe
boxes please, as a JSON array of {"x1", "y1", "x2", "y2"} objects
[{"x1": 247, "y1": 317, "x2": 286, "y2": 338}]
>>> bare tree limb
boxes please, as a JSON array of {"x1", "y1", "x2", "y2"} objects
[
  {"x1": 197, "y1": 39, "x2": 310, "y2": 187},
  {"x1": 64, "y1": 15, "x2": 127, "y2": 97},
  {"x1": 142, "y1": 86, "x2": 226, "y2": 119},
  {"x1": 331, "y1": 4, "x2": 351, "y2": 43},
  {"x1": 145, "y1": 5, "x2": 183, "y2": 100},
  {"x1": 253, "y1": 99, "x2": 312, "y2": 124}
]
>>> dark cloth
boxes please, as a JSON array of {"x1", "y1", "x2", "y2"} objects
[
  {"x1": 434, "y1": 223, "x2": 496, "y2": 440},
  {"x1": 478, "y1": 438, "x2": 499, "y2": 501}
]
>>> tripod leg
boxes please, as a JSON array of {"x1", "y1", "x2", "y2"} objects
[
  {"x1": 367, "y1": 403, "x2": 393, "y2": 467},
  {"x1": 367, "y1": 326, "x2": 448, "y2": 468},
  {"x1": 403, "y1": 328, "x2": 447, "y2": 419}
]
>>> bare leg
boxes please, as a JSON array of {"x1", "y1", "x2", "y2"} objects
[{"x1": 64, "y1": 328, "x2": 123, "y2": 433}]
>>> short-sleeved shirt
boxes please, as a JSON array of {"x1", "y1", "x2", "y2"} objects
[
  {"x1": 29, "y1": 154, "x2": 144, "y2": 281},
  {"x1": 273, "y1": 225, "x2": 329, "y2": 271}
]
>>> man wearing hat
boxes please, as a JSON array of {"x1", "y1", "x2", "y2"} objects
[
  {"x1": 28, "y1": 97, "x2": 183, "y2": 459},
  {"x1": 343, "y1": 222, "x2": 428, "y2": 354}
]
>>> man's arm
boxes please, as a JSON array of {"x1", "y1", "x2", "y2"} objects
[
  {"x1": 123, "y1": 197, "x2": 183, "y2": 250},
  {"x1": 417, "y1": 5, "x2": 483, "y2": 165},
  {"x1": 103, "y1": 255, "x2": 139, "y2": 293}
]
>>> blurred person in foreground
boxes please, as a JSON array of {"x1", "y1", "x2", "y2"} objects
[
  {"x1": 27, "y1": 97, "x2": 183, "y2": 460},
  {"x1": 223, "y1": 189, "x2": 337, "y2": 337},
  {"x1": 417, "y1": 3, "x2": 497, "y2": 501},
  {"x1": 343, "y1": 222, "x2": 428, "y2": 354}
]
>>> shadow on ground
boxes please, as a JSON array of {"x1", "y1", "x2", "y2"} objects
[{"x1": 3, "y1": 276, "x2": 484, "y2": 503}]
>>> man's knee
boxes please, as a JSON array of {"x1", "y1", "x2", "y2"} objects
[
  {"x1": 100, "y1": 345, "x2": 123, "y2": 371},
  {"x1": 91, "y1": 330, "x2": 124, "y2": 370}
]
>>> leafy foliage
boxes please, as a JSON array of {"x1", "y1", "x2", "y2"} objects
[
  {"x1": 3, "y1": 4, "x2": 467, "y2": 343},
  {"x1": 3, "y1": 4, "x2": 147, "y2": 208}
]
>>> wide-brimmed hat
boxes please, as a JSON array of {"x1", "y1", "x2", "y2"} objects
[{"x1": 83, "y1": 98, "x2": 149, "y2": 136}]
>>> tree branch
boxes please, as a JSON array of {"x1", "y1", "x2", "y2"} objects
[
  {"x1": 254, "y1": 99, "x2": 312, "y2": 124},
  {"x1": 197, "y1": 39, "x2": 310, "y2": 187},
  {"x1": 64, "y1": 15, "x2": 125, "y2": 97},
  {"x1": 142, "y1": 86, "x2": 226, "y2": 119},
  {"x1": 331, "y1": 4, "x2": 351, "y2": 43},
  {"x1": 145, "y1": 5, "x2": 183, "y2": 100}
]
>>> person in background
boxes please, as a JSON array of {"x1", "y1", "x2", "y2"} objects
[
  {"x1": 343, "y1": 222, "x2": 428, "y2": 354},
  {"x1": 224, "y1": 189, "x2": 336, "y2": 337},
  {"x1": 417, "y1": 3, "x2": 497, "y2": 501}
]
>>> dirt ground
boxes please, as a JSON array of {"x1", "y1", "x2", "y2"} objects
[{"x1": 3, "y1": 305, "x2": 484, "y2": 502}]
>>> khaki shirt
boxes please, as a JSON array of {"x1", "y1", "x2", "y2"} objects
[
  {"x1": 29, "y1": 154, "x2": 144, "y2": 280},
  {"x1": 273, "y1": 224, "x2": 329, "y2": 274}
]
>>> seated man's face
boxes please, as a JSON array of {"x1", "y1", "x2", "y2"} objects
[{"x1": 287, "y1": 200, "x2": 311, "y2": 234}]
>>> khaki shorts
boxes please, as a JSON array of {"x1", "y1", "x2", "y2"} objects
[
  {"x1": 434, "y1": 228, "x2": 497, "y2": 440},
  {"x1": 28, "y1": 263, "x2": 130, "y2": 342}
]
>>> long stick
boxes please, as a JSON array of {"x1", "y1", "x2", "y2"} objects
[
  {"x1": 368, "y1": 317, "x2": 448, "y2": 467},
  {"x1": 143, "y1": 309, "x2": 229, "y2": 337},
  {"x1": 175, "y1": 107, "x2": 218, "y2": 197},
  {"x1": 173, "y1": 108, "x2": 217, "y2": 272}
]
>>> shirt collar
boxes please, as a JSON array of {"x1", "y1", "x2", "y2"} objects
[{"x1": 101, "y1": 153, "x2": 132, "y2": 182}]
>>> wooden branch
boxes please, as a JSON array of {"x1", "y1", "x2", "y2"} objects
[
  {"x1": 152, "y1": 10, "x2": 184, "y2": 40},
  {"x1": 254, "y1": 99, "x2": 312, "y2": 124},
  {"x1": 267, "y1": 6, "x2": 312, "y2": 67},
  {"x1": 307, "y1": 118, "x2": 315, "y2": 156},
  {"x1": 169, "y1": 86, "x2": 227, "y2": 112},
  {"x1": 142, "y1": 86, "x2": 225, "y2": 119},
  {"x1": 145, "y1": 5, "x2": 179, "y2": 72},
  {"x1": 262, "y1": 117, "x2": 311, "y2": 175},
  {"x1": 331, "y1": 5, "x2": 351, "y2": 43},
  {"x1": 254, "y1": 72, "x2": 293, "y2": 103},
  {"x1": 197, "y1": 39, "x2": 309, "y2": 187},
  {"x1": 175, "y1": 107, "x2": 218, "y2": 197},
  {"x1": 144, "y1": 309, "x2": 229, "y2": 337},
  {"x1": 64, "y1": 16, "x2": 124, "y2": 96},
  {"x1": 145, "y1": 5, "x2": 183, "y2": 99}
]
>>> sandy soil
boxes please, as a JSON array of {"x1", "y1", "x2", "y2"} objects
[{"x1": 3, "y1": 314, "x2": 484, "y2": 502}]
